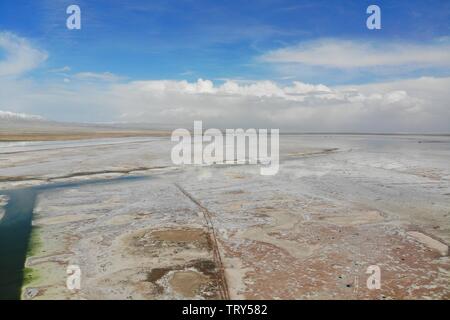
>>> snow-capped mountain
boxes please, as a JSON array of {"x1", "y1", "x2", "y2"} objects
[{"x1": 0, "y1": 110, "x2": 45, "y2": 121}]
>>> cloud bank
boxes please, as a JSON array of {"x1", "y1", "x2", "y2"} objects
[
  {"x1": 262, "y1": 39, "x2": 450, "y2": 69},
  {"x1": 0, "y1": 32, "x2": 449, "y2": 133},
  {"x1": 105, "y1": 77, "x2": 450, "y2": 132},
  {"x1": 0, "y1": 32, "x2": 48, "y2": 77}
]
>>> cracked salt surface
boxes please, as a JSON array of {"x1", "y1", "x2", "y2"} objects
[{"x1": 0, "y1": 134, "x2": 449, "y2": 299}]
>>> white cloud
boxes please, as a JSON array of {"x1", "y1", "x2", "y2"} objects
[
  {"x1": 0, "y1": 32, "x2": 48, "y2": 77},
  {"x1": 50, "y1": 66, "x2": 71, "y2": 73},
  {"x1": 262, "y1": 39, "x2": 450, "y2": 69},
  {"x1": 73, "y1": 72, "x2": 121, "y2": 82},
  {"x1": 100, "y1": 77, "x2": 449, "y2": 132},
  {"x1": 1, "y1": 76, "x2": 449, "y2": 132},
  {"x1": 0, "y1": 32, "x2": 448, "y2": 133},
  {"x1": 128, "y1": 78, "x2": 332, "y2": 100}
]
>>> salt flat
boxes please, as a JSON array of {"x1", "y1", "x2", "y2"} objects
[{"x1": 0, "y1": 134, "x2": 449, "y2": 299}]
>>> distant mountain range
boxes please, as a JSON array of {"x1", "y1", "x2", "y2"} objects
[
  {"x1": 1, "y1": 111, "x2": 447, "y2": 140},
  {"x1": 0, "y1": 111, "x2": 45, "y2": 121},
  {"x1": 0, "y1": 110, "x2": 170, "y2": 141}
]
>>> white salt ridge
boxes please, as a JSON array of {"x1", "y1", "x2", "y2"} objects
[{"x1": 407, "y1": 231, "x2": 449, "y2": 256}]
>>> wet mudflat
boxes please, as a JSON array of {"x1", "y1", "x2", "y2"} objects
[{"x1": 0, "y1": 135, "x2": 449, "y2": 299}]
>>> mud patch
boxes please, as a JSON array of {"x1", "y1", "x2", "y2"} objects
[
  {"x1": 223, "y1": 223, "x2": 450, "y2": 299},
  {"x1": 288, "y1": 148, "x2": 338, "y2": 157},
  {"x1": 124, "y1": 227, "x2": 213, "y2": 256},
  {"x1": 146, "y1": 260, "x2": 220, "y2": 299},
  {"x1": 317, "y1": 210, "x2": 385, "y2": 226},
  {"x1": 225, "y1": 189, "x2": 246, "y2": 195},
  {"x1": 170, "y1": 270, "x2": 209, "y2": 298},
  {"x1": 152, "y1": 229, "x2": 211, "y2": 247}
]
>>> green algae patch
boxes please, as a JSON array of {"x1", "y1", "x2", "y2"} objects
[
  {"x1": 0, "y1": 188, "x2": 37, "y2": 299},
  {"x1": 22, "y1": 267, "x2": 40, "y2": 287},
  {"x1": 21, "y1": 227, "x2": 42, "y2": 296},
  {"x1": 26, "y1": 226, "x2": 43, "y2": 258},
  {"x1": 21, "y1": 266, "x2": 43, "y2": 300}
]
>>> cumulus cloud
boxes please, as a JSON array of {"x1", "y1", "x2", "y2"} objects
[
  {"x1": 0, "y1": 32, "x2": 48, "y2": 77},
  {"x1": 1, "y1": 76, "x2": 449, "y2": 132},
  {"x1": 0, "y1": 32, "x2": 448, "y2": 133},
  {"x1": 101, "y1": 77, "x2": 449, "y2": 132},
  {"x1": 124, "y1": 78, "x2": 331, "y2": 100},
  {"x1": 261, "y1": 39, "x2": 450, "y2": 69}
]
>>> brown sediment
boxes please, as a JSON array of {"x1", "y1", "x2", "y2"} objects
[
  {"x1": 125, "y1": 227, "x2": 213, "y2": 255},
  {"x1": 174, "y1": 183, "x2": 230, "y2": 300},
  {"x1": 288, "y1": 148, "x2": 339, "y2": 157},
  {"x1": 0, "y1": 176, "x2": 48, "y2": 183},
  {"x1": 151, "y1": 229, "x2": 212, "y2": 247},
  {"x1": 13, "y1": 135, "x2": 450, "y2": 300},
  {"x1": 169, "y1": 270, "x2": 209, "y2": 298},
  {"x1": 145, "y1": 259, "x2": 221, "y2": 299},
  {"x1": 213, "y1": 190, "x2": 450, "y2": 299},
  {"x1": 0, "y1": 131, "x2": 170, "y2": 142},
  {"x1": 53, "y1": 166, "x2": 168, "y2": 179},
  {"x1": 221, "y1": 222, "x2": 450, "y2": 299}
]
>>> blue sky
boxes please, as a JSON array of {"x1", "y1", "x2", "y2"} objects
[
  {"x1": 0, "y1": 0, "x2": 449, "y2": 131},
  {"x1": 1, "y1": 0, "x2": 449, "y2": 84}
]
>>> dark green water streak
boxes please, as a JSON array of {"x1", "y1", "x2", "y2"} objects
[
  {"x1": 0, "y1": 188, "x2": 37, "y2": 300},
  {"x1": 0, "y1": 175, "x2": 148, "y2": 300}
]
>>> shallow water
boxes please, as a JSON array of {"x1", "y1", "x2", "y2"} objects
[
  {"x1": 0, "y1": 175, "x2": 148, "y2": 299},
  {"x1": 0, "y1": 188, "x2": 36, "y2": 300},
  {"x1": 0, "y1": 134, "x2": 449, "y2": 299}
]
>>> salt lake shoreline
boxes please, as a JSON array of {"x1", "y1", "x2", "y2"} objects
[{"x1": 0, "y1": 134, "x2": 449, "y2": 299}]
